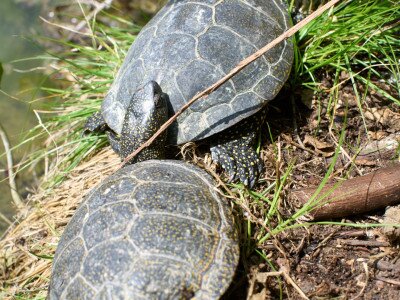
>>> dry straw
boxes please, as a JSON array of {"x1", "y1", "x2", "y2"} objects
[{"x1": 0, "y1": 149, "x2": 119, "y2": 298}]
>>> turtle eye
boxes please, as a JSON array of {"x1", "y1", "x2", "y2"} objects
[
  {"x1": 154, "y1": 92, "x2": 167, "y2": 108},
  {"x1": 153, "y1": 94, "x2": 162, "y2": 108}
]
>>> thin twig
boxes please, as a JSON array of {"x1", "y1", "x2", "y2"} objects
[
  {"x1": 281, "y1": 270, "x2": 310, "y2": 300},
  {"x1": 39, "y1": 16, "x2": 91, "y2": 37},
  {"x1": 0, "y1": 123, "x2": 24, "y2": 208},
  {"x1": 375, "y1": 276, "x2": 400, "y2": 286},
  {"x1": 282, "y1": 134, "x2": 319, "y2": 156},
  {"x1": 351, "y1": 262, "x2": 369, "y2": 300},
  {"x1": 0, "y1": 211, "x2": 12, "y2": 225},
  {"x1": 337, "y1": 239, "x2": 390, "y2": 247},
  {"x1": 33, "y1": 110, "x2": 60, "y2": 176},
  {"x1": 70, "y1": 0, "x2": 114, "y2": 40},
  {"x1": 255, "y1": 270, "x2": 309, "y2": 300},
  {"x1": 121, "y1": 0, "x2": 342, "y2": 167}
]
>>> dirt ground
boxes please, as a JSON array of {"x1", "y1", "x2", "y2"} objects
[
  {"x1": 218, "y1": 72, "x2": 400, "y2": 299},
  {"x1": 228, "y1": 224, "x2": 400, "y2": 299}
]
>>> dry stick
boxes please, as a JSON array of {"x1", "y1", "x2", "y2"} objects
[
  {"x1": 337, "y1": 239, "x2": 390, "y2": 247},
  {"x1": 0, "y1": 123, "x2": 24, "y2": 208},
  {"x1": 121, "y1": 0, "x2": 342, "y2": 167},
  {"x1": 291, "y1": 164, "x2": 400, "y2": 220},
  {"x1": 375, "y1": 276, "x2": 400, "y2": 286}
]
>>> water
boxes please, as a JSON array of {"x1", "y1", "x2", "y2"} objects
[
  {"x1": 0, "y1": 0, "x2": 165, "y2": 235},
  {"x1": 0, "y1": 0, "x2": 47, "y2": 233}
]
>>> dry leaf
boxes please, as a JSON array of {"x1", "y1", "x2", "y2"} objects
[
  {"x1": 303, "y1": 135, "x2": 335, "y2": 157},
  {"x1": 250, "y1": 289, "x2": 269, "y2": 300},
  {"x1": 359, "y1": 133, "x2": 400, "y2": 156},
  {"x1": 367, "y1": 131, "x2": 387, "y2": 140},
  {"x1": 365, "y1": 108, "x2": 400, "y2": 130}
]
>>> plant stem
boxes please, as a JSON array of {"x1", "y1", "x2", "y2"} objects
[{"x1": 0, "y1": 123, "x2": 24, "y2": 209}]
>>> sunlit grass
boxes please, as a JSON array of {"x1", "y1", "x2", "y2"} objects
[
  {"x1": 0, "y1": 14, "x2": 140, "y2": 187},
  {"x1": 292, "y1": 0, "x2": 399, "y2": 115}
]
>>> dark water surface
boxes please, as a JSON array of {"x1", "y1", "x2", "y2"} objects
[{"x1": 0, "y1": 0, "x2": 49, "y2": 234}]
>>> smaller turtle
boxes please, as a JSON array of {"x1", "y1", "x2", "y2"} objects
[{"x1": 49, "y1": 81, "x2": 239, "y2": 299}]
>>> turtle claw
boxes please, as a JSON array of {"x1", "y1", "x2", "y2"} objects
[
  {"x1": 235, "y1": 146, "x2": 262, "y2": 188},
  {"x1": 209, "y1": 108, "x2": 267, "y2": 188},
  {"x1": 211, "y1": 145, "x2": 237, "y2": 181}
]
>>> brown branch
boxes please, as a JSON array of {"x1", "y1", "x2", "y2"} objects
[
  {"x1": 121, "y1": 0, "x2": 342, "y2": 167},
  {"x1": 291, "y1": 164, "x2": 400, "y2": 221},
  {"x1": 375, "y1": 276, "x2": 400, "y2": 286}
]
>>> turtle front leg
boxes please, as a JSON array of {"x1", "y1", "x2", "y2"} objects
[
  {"x1": 84, "y1": 111, "x2": 107, "y2": 132},
  {"x1": 210, "y1": 108, "x2": 266, "y2": 188},
  {"x1": 84, "y1": 111, "x2": 122, "y2": 155}
]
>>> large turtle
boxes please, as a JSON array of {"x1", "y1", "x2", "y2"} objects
[
  {"x1": 86, "y1": 0, "x2": 294, "y2": 187},
  {"x1": 49, "y1": 81, "x2": 239, "y2": 299}
]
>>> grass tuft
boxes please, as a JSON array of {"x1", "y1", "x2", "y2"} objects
[
  {"x1": 7, "y1": 14, "x2": 141, "y2": 187},
  {"x1": 293, "y1": 0, "x2": 399, "y2": 103}
]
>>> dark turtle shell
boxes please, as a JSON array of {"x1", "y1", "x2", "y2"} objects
[
  {"x1": 102, "y1": 0, "x2": 293, "y2": 144},
  {"x1": 48, "y1": 160, "x2": 239, "y2": 299}
]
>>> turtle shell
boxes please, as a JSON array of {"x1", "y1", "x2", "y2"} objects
[
  {"x1": 102, "y1": 0, "x2": 293, "y2": 145},
  {"x1": 48, "y1": 160, "x2": 239, "y2": 299}
]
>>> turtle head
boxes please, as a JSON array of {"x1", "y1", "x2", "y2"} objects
[
  {"x1": 119, "y1": 80, "x2": 169, "y2": 163},
  {"x1": 137, "y1": 80, "x2": 168, "y2": 124}
]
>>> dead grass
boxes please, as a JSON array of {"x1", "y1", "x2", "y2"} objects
[{"x1": 0, "y1": 148, "x2": 119, "y2": 299}]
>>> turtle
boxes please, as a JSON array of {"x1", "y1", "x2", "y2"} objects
[
  {"x1": 49, "y1": 81, "x2": 239, "y2": 299},
  {"x1": 85, "y1": 0, "x2": 294, "y2": 187}
]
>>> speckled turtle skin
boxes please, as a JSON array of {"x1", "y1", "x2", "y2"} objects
[
  {"x1": 102, "y1": 0, "x2": 293, "y2": 145},
  {"x1": 48, "y1": 160, "x2": 239, "y2": 299}
]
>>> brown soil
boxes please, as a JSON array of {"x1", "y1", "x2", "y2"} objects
[
  {"x1": 221, "y1": 74, "x2": 400, "y2": 299},
  {"x1": 239, "y1": 225, "x2": 400, "y2": 300}
]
